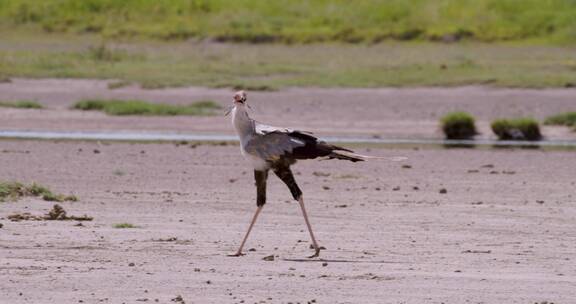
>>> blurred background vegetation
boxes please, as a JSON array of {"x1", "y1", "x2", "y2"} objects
[
  {"x1": 1, "y1": 0, "x2": 575, "y2": 43},
  {"x1": 0, "y1": 0, "x2": 575, "y2": 88}
]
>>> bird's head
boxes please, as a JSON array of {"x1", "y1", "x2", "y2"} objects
[
  {"x1": 233, "y1": 90, "x2": 247, "y2": 105},
  {"x1": 225, "y1": 90, "x2": 250, "y2": 116}
]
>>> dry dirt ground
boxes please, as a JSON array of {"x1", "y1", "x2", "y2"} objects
[
  {"x1": 1, "y1": 140, "x2": 575, "y2": 303},
  {"x1": 1, "y1": 78, "x2": 576, "y2": 140}
]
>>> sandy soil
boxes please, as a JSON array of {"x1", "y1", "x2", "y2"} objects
[
  {"x1": 1, "y1": 78, "x2": 576, "y2": 140},
  {"x1": 1, "y1": 140, "x2": 575, "y2": 303}
]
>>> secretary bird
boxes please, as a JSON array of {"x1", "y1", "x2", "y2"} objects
[{"x1": 228, "y1": 90, "x2": 402, "y2": 258}]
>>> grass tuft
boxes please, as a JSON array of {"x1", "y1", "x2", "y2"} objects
[
  {"x1": 230, "y1": 84, "x2": 278, "y2": 92},
  {"x1": 0, "y1": 100, "x2": 43, "y2": 109},
  {"x1": 107, "y1": 80, "x2": 132, "y2": 90},
  {"x1": 71, "y1": 99, "x2": 221, "y2": 116},
  {"x1": 544, "y1": 112, "x2": 576, "y2": 129},
  {"x1": 440, "y1": 112, "x2": 477, "y2": 140},
  {"x1": 42, "y1": 192, "x2": 78, "y2": 202},
  {"x1": 83, "y1": 44, "x2": 145, "y2": 62},
  {"x1": 113, "y1": 223, "x2": 138, "y2": 229},
  {"x1": 0, "y1": 181, "x2": 77, "y2": 202},
  {"x1": 491, "y1": 118, "x2": 542, "y2": 141}
]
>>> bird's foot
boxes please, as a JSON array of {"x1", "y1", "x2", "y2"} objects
[
  {"x1": 307, "y1": 247, "x2": 321, "y2": 258},
  {"x1": 227, "y1": 252, "x2": 245, "y2": 257}
]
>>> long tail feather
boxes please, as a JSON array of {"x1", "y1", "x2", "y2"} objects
[
  {"x1": 330, "y1": 150, "x2": 407, "y2": 162},
  {"x1": 328, "y1": 151, "x2": 364, "y2": 162}
]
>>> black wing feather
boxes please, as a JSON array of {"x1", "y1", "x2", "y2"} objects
[
  {"x1": 288, "y1": 131, "x2": 355, "y2": 160},
  {"x1": 245, "y1": 130, "x2": 362, "y2": 163}
]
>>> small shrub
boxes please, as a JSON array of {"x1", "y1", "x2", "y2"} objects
[
  {"x1": 440, "y1": 112, "x2": 477, "y2": 139},
  {"x1": 28, "y1": 183, "x2": 52, "y2": 196},
  {"x1": 71, "y1": 99, "x2": 221, "y2": 116},
  {"x1": 0, "y1": 100, "x2": 43, "y2": 109},
  {"x1": 114, "y1": 223, "x2": 138, "y2": 228},
  {"x1": 491, "y1": 118, "x2": 542, "y2": 141},
  {"x1": 0, "y1": 182, "x2": 25, "y2": 202},
  {"x1": 544, "y1": 112, "x2": 576, "y2": 128},
  {"x1": 0, "y1": 181, "x2": 76, "y2": 202},
  {"x1": 71, "y1": 99, "x2": 107, "y2": 111}
]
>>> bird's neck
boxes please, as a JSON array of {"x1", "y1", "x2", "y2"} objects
[{"x1": 231, "y1": 105, "x2": 254, "y2": 140}]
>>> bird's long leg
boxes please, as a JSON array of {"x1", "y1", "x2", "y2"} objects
[
  {"x1": 229, "y1": 205, "x2": 263, "y2": 257},
  {"x1": 273, "y1": 166, "x2": 321, "y2": 258},
  {"x1": 297, "y1": 196, "x2": 321, "y2": 258},
  {"x1": 229, "y1": 170, "x2": 268, "y2": 257}
]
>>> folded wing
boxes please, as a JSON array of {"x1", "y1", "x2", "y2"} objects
[{"x1": 245, "y1": 129, "x2": 363, "y2": 163}]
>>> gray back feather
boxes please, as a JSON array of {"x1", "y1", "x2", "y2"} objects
[{"x1": 244, "y1": 132, "x2": 305, "y2": 161}]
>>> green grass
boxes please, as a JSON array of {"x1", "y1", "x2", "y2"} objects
[
  {"x1": 0, "y1": 100, "x2": 43, "y2": 109},
  {"x1": 440, "y1": 112, "x2": 477, "y2": 140},
  {"x1": 1, "y1": 0, "x2": 576, "y2": 44},
  {"x1": 113, "y1": 223, "x2": 138, "y2": 229},
  {"x1": 2, "y1": 34, "x2": 576, "y2": 89},
  {"x1": 72, "y1": 99, "x2": 221, "y2": 116},
  {"x1": 491, "y1": 118, "x2": 542, "y2": 141},
  {"x1": 0, "y1": 181, "x2": 77, "y2": 202},
  {"x1": 544, "y1": 112, "x2": 576, "y2": 130},
  {"x1": 42, "y1": 192, "x2": 79, "y2": 202}
]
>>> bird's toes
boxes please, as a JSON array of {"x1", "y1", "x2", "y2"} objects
[
  {"x1": 307, "y1": 249, "x2": 321, "y2": 259},
  {"x1": 227, "y1": 252, "x2": 245, "y2": 257}
]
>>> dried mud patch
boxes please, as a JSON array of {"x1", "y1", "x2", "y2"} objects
[{"x1": 7, "y1": 204, "x2": 93, "y2": 222}]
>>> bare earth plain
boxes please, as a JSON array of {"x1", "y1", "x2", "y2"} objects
[{"x1": 1, "y1": 79, "x2": 576, "y2": 303}]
